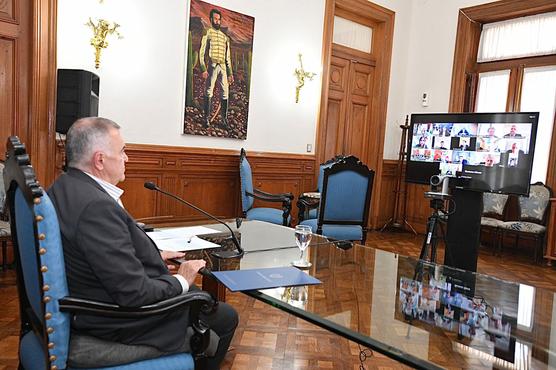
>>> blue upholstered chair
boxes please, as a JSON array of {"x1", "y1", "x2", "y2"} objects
[
  {"x1": 497, "y1": 182, "x2": 552, "y2": 262},
  {"x1": 299, "y1": 156, "x2": 374, "y2": 244},
  {"x1": 480, "y1": 192, "x2": 509, "y2": 253},
  {"x1": 239, "y1": 148, "x2": 293, "y2": 226},
  {"x1": 297, "y1": 155, "x2": 346, "y2": 222},
  {"x1": 4, "y1": 136, "x2": 214, "y2": 370}
]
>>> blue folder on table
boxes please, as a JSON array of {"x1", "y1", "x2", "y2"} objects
[{"x1": 212, "y1": 267, "x2": 322, "y2": 292}]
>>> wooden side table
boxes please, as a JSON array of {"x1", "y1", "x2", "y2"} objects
[{"x1": 544, "y1": 198, "x2": 556, "y2": 266}]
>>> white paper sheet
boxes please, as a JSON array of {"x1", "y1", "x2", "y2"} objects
[
  {"x1": 146, "y1": 227, "x2": 221, "y2": 251},
  {"x1": 152, "y1": 236, "x2": 220, "y2": 252},
  {"x1": 161, "y1": 226, "x2": 220, "y2": 239}
]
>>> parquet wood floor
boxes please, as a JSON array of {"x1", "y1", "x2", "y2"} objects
[{"x1": 1, "y1": 231, "x2": 555, "y2": 369}]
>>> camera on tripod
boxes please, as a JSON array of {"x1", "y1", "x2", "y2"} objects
[
  {"x1": 424, "y1": 174, "x2": 452, "y2": 202},
  {"x1": 417, "y1": 175, "x2": 454, "y2": 265}
]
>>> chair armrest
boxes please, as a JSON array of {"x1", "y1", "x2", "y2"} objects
[
  {"x1": 253, "y1": 188, "x2": 294, "y2": 200},
  {"x1": 246, "y1": 189, "x2": 293, "y2": 226},
  {"x1": 59, "y1": 290, "x2": 215, "y2": 318},
  {"x1": 247, "y1": 190, "x2": 292, "y2": 203},
  {"x1": 297, "y1": 195, "x2": 320, "y2": 222},
  {"x1": 60, "y1": 291, "x2": 216, "y2": 355}
]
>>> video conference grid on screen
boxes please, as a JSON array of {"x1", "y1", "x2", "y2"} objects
[{"x1": 410, "y1": 122, "x2": 532, "y2": 175}]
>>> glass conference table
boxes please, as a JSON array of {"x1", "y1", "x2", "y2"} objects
[{"x1": 170, "y1": 220, "x2": 555, "y2": 369}]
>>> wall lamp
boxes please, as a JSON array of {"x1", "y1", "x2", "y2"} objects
[
  {"x1": 294, "y1": 53, "x2": 316, "y2": 103},
  {"x1": 86, "y1": 17, "x2": 122, "y2": 69}
]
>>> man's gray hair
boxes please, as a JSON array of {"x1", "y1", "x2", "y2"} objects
[{"x1": 66, "y1": 117, "x2": 121, "y2": 168}]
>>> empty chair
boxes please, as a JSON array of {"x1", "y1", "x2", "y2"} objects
[
  {"x1": 498, "y1": 182, "x2": 552, "y2": 262},
  {"x1": 4, "y1": 136, "x2": 214, "y2": 370},
  {"x1": 480, "y1": 192, "x2": 509, "y2": 253},
  {"x1": 297, "y1": 155, "x2": 346, "y2": 222},
  {"x1": 239, "y1": 148, "x2": 293, "y2": 226},
  {"x1": 299, "y1": 156, "x2": 374, "y2": 244}
]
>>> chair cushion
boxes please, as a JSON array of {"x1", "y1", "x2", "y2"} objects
[
  {"x1": 20, "y1": 331, "x2": 46, "y2": 370},
  {"x1": 239, "y1": 157, "x2": 254, "y2": 212},
  {"x1": 322, "y1": 171, "x2": 368, "y2": 221},
  {"x1": 519, "y1": 184, "x2": 550, "y2": 221},
  {"x1": 300, "y1": 219, "x2": 363, "y2": 241},
  {"x1": 67, "y1": 352, "x2": 194, "y2": 370},
  {"x1": 67, "y1": 353, "x2": 193, "y2": 370},
  {"x1": 481, "y1": 217, "x2": 504, "y2": 228},
  {"x1": 246, "y1": 207, "x2": 289, "y2": 225},
  {"x1": 482, "y1": 193, "x2": 508, "y2": 216},
  {"x1": 0, "y1": 220, "x2": 10, "y2": 236},
  {"x1": 499, "y1": 221, "x2": 546, "y2": 234}
]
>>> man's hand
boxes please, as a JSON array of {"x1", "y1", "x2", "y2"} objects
[
  {"x1": 202, "y1": 71, "x2": 209, "y2": 79},
  {"x1": 178, "y1": 259, "x2": 206, "y2": 286},
  {"x1": 160, "y1": 251, "x2": 185, "y2": 271},
  {"x1": 228, "y1": 75, "x2": 234, "y2": 85}
]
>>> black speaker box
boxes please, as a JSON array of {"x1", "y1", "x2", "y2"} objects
[{"x1": 56, "y1": 69, "x2": 100, "y2": 134}]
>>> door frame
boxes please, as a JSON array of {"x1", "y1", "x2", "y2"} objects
[{"x1": 316, "y1": 0, "x2": 394, "y2": 229}]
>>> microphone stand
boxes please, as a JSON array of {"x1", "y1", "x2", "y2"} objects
[{"x1": 144, "y1": 182, "x2": 244, "y2": 259}]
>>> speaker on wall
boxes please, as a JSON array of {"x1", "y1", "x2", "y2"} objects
[{"x1": 56, "y1": 69, "x2": 100, "y2": 134}]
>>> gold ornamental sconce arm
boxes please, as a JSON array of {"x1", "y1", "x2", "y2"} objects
[
  {"x1": 86, "y1": 17, "x2": 122, "y2": 69},
  {"x1": 294, "y1": 53, "x2": 316, "y2": 103}
]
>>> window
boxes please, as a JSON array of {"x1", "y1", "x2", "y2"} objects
[
  {"x1": 466, "y1": 8, "x2": 556, "y2": 184},
  {"x1": 475, "y1": 70, "x2": 510, "y2": 113},
  {"x1": 333, "y1": 16, "x2": 372, "y2": 53},
  {"x1": 520, "y1": 66, "x2": 556, "y2": 182}
]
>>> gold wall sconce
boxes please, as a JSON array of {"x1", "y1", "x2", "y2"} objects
[
  {"x1": 86, "y1": 17, "x2": 122, "y2": 69},
  {"x1": 294, "y1": 53, "x2": 316, "y2": 103}
]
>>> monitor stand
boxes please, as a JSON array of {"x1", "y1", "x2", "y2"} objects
[{"x1": 444, "y1": 189, "x2": 483, "y2": 273}]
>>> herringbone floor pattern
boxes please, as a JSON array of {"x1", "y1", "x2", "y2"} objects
[{"x1": 1, "y1": 231, "x2": 555, "y2": 369}]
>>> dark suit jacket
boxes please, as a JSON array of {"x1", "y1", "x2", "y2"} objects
[{"x1": 48, "y1": 168, "x2": 187, "y2": 351}]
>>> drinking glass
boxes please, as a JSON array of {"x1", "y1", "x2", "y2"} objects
[{"x1": 292, "y1": 225, "x2": 312, "y2": 268}]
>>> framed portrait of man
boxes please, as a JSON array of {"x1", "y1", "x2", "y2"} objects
[{"x1": 183, "y1": 0, "x2": 255, "y2": 139}]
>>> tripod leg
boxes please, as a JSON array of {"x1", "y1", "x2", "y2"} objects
[
  {"x1": 415, "y1": 215, "x2": 437, "y2": 282},
  {"x1": 419, "y1": 215, "x2": 438, "y2": 261},
  {"x1": 435, "y1": 219, "x2": 448, "y2": 264}
]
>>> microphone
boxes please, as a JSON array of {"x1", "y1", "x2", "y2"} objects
[{"x1": 144, "y1": 182, "x2": 244, "y2": 259}]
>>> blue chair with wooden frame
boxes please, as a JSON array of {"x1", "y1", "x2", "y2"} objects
[
  {"x1": 299, "y1": 156, "x2": 374, "y2": 245},
  {"x1": 4, "y1": 136, "x2": 215, "y2": 370},
  {"x1": 297, "y1": 155, "x2": 347, "y2": 223},
  {"x1": 239, "y1": 148, "x2": 293, "y2": 226}
]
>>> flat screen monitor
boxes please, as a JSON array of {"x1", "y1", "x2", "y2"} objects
[{"x1": 405, "y1": 112, "x2": 539, "y2": 195}]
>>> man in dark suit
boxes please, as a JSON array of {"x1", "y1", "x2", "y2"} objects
[
  {"x1": 48, "y1": 117, "x2": 237, "y2": 369},
  {"x1": 503, "y1": 124, "x2": 523, "y2": 138}
]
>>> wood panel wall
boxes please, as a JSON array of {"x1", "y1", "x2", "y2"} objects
[
  {"x1": 378, "y1": 160, "x2": 429, "y2": 233},
  {"x1": 56, "y1": 143, "x2": 316, "y2": 226},
  {"x1": 56, "y1": 143, "x2": 433, "y2": 232}
]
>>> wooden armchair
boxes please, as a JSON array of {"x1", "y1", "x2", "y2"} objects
[
  {"x1": 239, "y1": 148, "x2": 293, "y2": 226},
  {"x1": 498, "y1": 182, "x2": 552, "y2": 263}
]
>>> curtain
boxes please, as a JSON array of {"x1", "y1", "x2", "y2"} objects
[{"x1": 477, "y1": 11, "x2": 556, "y2": 63}]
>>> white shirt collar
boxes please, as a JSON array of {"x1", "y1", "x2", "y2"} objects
[{"x1": 84, "y1": 172, "x2": 125, "y2": 207}]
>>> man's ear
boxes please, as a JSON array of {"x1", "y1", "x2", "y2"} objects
[{"x1": 92, "y1": 151, "x2": 105, "y2": 171}]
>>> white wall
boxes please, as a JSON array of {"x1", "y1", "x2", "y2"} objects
[
  {"x1": 375, "y1": 0, "x2": 494, "y2": 159},
  {"x1": 57, "y1": 0, "x2": 325, "y2": 154},
  {"x1": 58, "y1": 0, "x2": 499, "y2": 159}
]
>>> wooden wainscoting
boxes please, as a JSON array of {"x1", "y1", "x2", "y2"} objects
[
  {"x1": 56, "y1": 142, "x2": 316, "y2": 225},
  {"x1": 378, "y1": 159, "x2": 430, "y2": 233},
  {"x1": 376, "y1": 160, "x2": 397, "y2": 228}
]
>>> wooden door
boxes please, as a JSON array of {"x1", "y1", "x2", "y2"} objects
[
  {"x1": 324, "y1": 52, "x2": 375, "y2": 160},
  {"x1": 0, "y1": 0, "x2": 57, "y2": 185},
  {"x1": 0, "y1": 1, "x2": 30, "y2": 160},
  {"x1": 317, "y1": 0, "x2": 394, "y2": 229}
]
